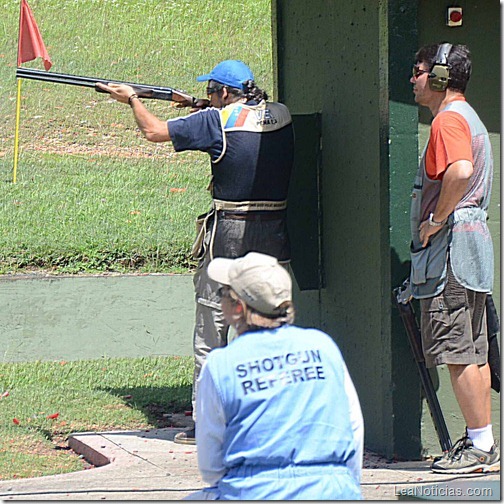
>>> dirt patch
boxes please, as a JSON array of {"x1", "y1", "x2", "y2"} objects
[
  {"x1": 32, "y1": 139, "x2": 174, "y2": 159},
  {"x1": 143, "y1": 407, "x2": 194, "y2": 429}
]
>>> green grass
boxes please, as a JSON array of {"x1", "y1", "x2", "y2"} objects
[
  {"x1": 0, "y1": 0, "x2": 273, "y2": 273},
  {"x1": 1, "y1": 150, "x2": 211, "y2": 273},
  {"x1": 0, "y1": 356, "x2": 193, "y2": 479}
]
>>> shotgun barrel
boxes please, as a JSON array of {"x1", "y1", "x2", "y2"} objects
[
  {"x1": 393, "y1": 285, "x2": 453, "y2": 453},
  {"x1": 486, "y1": 294, "x2": 501, "y2": 393},
  {"x1": 15, "y1": 67, "x2": 204, "y2": 106}
]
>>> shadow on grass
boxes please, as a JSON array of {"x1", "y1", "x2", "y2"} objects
[{"x1": 101, "y1": 385, "x2": 192, "y2": 428}]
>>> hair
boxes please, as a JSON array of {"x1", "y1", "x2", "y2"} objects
[
  {"x1": 415, "y1": 43, "x2": 472, "y2": 93},
  {"x1": 211, "y1": 79, "x2": 268, "y2": 102},
  {"x1": 224, "y1": 287, "x2": 294, "y2": 333},
  {"x1": 245, "y1": 301, "x2": 296, "y2": 330}
]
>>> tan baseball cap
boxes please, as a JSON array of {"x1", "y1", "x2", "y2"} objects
[{"x1": 208, "y1": 252, "x2": 292, "y2": 316}]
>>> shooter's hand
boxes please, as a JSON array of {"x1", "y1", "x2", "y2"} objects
[
  {"x1": 419, "y1": 218, "x2": 442, "y2": 248},
  {"x1": 96, "y1": 82, "x2": 136, "y2": 104}
]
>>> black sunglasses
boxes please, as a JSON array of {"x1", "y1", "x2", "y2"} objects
[
  {"x1": 412, "y1": 66, "x2": 430, "y2": 79},
  {"x1": 206, "y1": 84, "x2": 224, "y2": 95}
]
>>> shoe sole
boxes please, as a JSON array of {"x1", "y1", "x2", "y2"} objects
[
  {"x1": 432, "y1": 461, "x2": 500, "y2": 474},
  {"x1": 173, "y1": 434, "x2": 196, "y2": 446}
]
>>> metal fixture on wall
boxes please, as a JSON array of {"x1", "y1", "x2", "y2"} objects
[{"x1": 447, "y1": 7, "x2": 463, "y2": 27}]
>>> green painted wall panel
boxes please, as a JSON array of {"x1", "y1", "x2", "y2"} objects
[
  {"x1": 276, "y1": 0, "x2": 394, "y2": 457},
  {"x1": 417, "y1": 0, "x2": 501, "y2": 132},
  {"x1": 0, "y1": 274, "x2": 194, "y2": 362},
  {"x1": 421, "y1": 367, "x2": 501, "y2": 455},
  {"x1": 388, "y1": 0, "x2": 423, "y2": 460}
]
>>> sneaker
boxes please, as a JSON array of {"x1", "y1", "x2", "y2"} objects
[
  {"x1": 174, "y1": 427, "x2": 196, "y2": 445},
  {"x1": 431, "y1": 435, "x2": 500, "y2": 474},
  {"x1": 432, "y1": 433, "x2": 467, "y2": 464}
]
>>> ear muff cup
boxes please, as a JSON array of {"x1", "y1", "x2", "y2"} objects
[{"x1": 429, "y1": 43, "x2": 452, "y2": 92}]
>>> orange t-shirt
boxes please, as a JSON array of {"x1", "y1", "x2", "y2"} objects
[{"x1": 425, "y1": 97, "x2": 473, "y2": 180}]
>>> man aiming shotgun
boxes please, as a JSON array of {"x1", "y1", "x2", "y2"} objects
[{"x1": 97, "y1": 60, "x2": 295, "y2": 446}]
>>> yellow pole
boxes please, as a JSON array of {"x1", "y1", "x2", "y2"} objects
[{"x1": 13, "y1": 78, "x2": 22, "y2": 184}]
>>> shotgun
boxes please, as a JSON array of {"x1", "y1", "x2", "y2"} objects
[
  {"x1": 393, "y1": 280, "x2": 452, "y2": 453},
  {"x1": 486, "y1": 294, "x2": 501, "y2": 393},
  {"x1": 16, "y1": 67, "x2": 210, "y2": 109}
]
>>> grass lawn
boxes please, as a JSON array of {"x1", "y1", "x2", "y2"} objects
[
  {"x1": 0, "y1": 0, "x2": 273, "y2": 274},
  {"x1": 0, "y1": 356, "x2": 193, "y2": 480},
  {"x1": 1, "y1": 150, "x2": 211, "y2": 273}
]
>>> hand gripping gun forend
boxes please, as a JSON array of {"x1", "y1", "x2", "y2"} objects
[
  {"x1": 393, "y1": 279, "x2": 452, "y2": 453},
  {"x1": 16, "y1": 67, "x2": 210, "y2": 109}
]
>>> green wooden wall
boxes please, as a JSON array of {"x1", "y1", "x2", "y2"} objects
[{"x1": 276, "y1": 0, "x2": 395, "y2": 457}]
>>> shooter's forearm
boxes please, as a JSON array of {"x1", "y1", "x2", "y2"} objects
[{"x1": 129, "y1": 96, "x2": 171, "y2": 143}]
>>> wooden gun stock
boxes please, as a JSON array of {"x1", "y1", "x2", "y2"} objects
[{"x1": 16, "y1": 67, "x2": 210, "y2": 109}]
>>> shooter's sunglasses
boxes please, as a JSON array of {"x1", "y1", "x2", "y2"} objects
[
  {"x1": 206, "y1": 84, "x2": 224, "y2": 95},
  {"x1": 412, "y1": 66, "x2": 430, "y2": 79}
]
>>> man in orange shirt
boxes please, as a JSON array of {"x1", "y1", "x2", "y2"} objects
[{"x1": 409, "y1": 43, "x2": 499, "y2": 473}]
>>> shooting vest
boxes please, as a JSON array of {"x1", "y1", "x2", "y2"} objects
[
  {"x1": 209, "y1": 99, "x2": 293, "y2": 202},
  {"x1": 192, "y1": 100, "x2": 294, "y2": 261},
  {"x1": 410, "y1": 100, "x2": 494, "y2": 299}
]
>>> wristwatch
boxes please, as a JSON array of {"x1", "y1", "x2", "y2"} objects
[{"x1": 428, "y1": 212, "x2": 445, "y2": 227}]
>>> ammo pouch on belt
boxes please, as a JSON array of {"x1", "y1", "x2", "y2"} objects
[
  {"x1": 191, "y1": 199, "x2": 288, "y2": 261},
  {"x1": 410, "y1": 225, "x2": 450, "y2": 299},
  {"x1": 191, "y1": 210, "x2": 214, "y2": 260}
]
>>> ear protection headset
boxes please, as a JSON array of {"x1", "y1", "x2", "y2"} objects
[{"x1": 429, "y1": 43, "x2": 452, "y2": 92}]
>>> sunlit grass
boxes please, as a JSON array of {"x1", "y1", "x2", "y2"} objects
[
  {"x1": 0, "y1": 356, "x2": 193, "y2": 479},
  {"x1": 0, "y1": 150, "x2": 212, "y2": 273},
  {"x1": 0, "y1": 0, "x2": 273, "y2": 273}
]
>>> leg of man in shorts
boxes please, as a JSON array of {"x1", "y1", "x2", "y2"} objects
[{"x1": 420, "y1": 261, "x2": 499, "y2": 473}]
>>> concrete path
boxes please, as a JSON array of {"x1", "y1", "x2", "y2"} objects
[{"x1": 0, "y1": 421, "x2": 499, "y2": 501}]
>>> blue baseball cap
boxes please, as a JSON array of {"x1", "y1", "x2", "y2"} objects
[{"x1": 196, "y1": 60, "x2": 254, "y2": 90}]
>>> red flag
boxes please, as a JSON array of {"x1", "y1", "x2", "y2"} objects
[{"x1": 17, "y1": 0, "x2": 52, "y2": 70}]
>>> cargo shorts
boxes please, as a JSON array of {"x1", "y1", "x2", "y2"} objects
[{"x1": 420, "y1": 261, "x2": 488, "y2": 368}]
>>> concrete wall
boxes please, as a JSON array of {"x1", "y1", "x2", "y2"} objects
[
  {"x1": 0, "y1": 274, "x2": 194, "y2": 362},
  {"x1": 275, "y1": 0, "x2": 395, "y2": 457},
  {"x1": 388, "y1": 0, "x2": 424, "y2": 459}
]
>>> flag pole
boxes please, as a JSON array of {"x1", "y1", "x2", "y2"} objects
[
  {"x1": 14, "y1": 0, "x2": 53, "y2": 183},
  {"x1": 13, "y1": 78, "x2": 22, "y2": 184},
  {"x1": 13, "y1": 0, "x2": 23, "y2": 184}
]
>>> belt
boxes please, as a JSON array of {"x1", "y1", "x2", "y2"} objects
[
  {"x1": 213, "y1": 199, "x2": 287, "y2": 212},
  {"x1": 218, "y1": 210, "x2": 286, "y2": 221}
]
